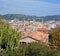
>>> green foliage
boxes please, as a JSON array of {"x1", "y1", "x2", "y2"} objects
[
  {"x1": 28, "y1": 42, "x2": 49, "y2": 56},
  {"x1": 0, "y1": 21, "x2": 21, "y2": 56},
  {"x1": 1, "y1": 40, "x2": 60, "y2": 56},
  {"x1": 27, "y1": 42, "x2": 60, "y2": 56},
  {"x1": 0, "y1": 22, "x2": 21, "y2": 49},
  {"x1": 49, "y1": 28, "x2": 60, "y2": 50},
  {"x1": 11, "y1": 42, "x2": 60, "y2": 56}
]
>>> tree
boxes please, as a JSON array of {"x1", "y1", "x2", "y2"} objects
[
  {"x1": 49, "y1": 28, "x2": 60, "y2": 50},
  {"x1": 0, "y1": 21, "x2": 21, "y2": 56},
  {"x1": 13, "y1": 42, "x2": 60, "y2": 56}
]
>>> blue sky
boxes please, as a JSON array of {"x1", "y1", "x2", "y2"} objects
[{"x1": 0, "y1": 0, "x2": 60, "y2": 16}]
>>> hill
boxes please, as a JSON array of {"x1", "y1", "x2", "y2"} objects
[{"x1": 1, "y1": 14, "x2": 60, "y2": 21}]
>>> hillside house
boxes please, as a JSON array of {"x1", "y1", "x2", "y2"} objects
[{"x1": 20, "y1": 28, "x2": 49, "y2": 44}]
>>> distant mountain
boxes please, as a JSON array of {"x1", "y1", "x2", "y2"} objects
[
  {"x1": 43, "y1": 15, "x2": 60, "y2": 21},
  {"x1": 1, "y1": 14, "x2": 60, "y2": 21}
]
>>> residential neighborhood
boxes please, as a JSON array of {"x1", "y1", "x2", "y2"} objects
[{"x1": 8, "y1": 19, "x2": 60, "y2": 44}]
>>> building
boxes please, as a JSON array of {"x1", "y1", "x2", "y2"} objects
[{"x1": 20, "y1": 28, "x2": 49, "y2": 44}]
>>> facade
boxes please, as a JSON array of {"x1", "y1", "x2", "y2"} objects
[{"x1": 20, "y1": 36, "x2": 38, "y2": 44}]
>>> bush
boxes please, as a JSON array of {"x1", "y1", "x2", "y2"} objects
[
  {"x1": 1, "y1": 42, "x2": 60, "y2": 56},
  {"x1": 7, "y1": 42, "x2": 59, "y2": 56}
]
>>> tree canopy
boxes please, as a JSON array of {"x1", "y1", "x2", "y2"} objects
[
  {"x1": 49, "y1": 28, "x2": 60, "y2": 50},
  {"x1": 0, "y1": 21, "x2": 21, "y2": 49}
]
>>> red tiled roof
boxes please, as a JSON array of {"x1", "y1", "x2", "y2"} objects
[
  {"x1": 37, "y1": 28, "x2": 48, "y2": 34},
  {"x1": 28, "y1": 29, "x2": 48, "y2": 42},
  {"x1": 21, "y1": 28, "x2": 48, "y2": 43}
]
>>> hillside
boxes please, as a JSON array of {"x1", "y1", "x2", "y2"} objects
[{"x1": 1, "y1": 14, "x2": 60, "y2": 21}]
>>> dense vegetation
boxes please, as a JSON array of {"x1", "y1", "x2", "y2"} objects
[
  {"x1": 49, "y1": 28, "x2": 60, "y2": 50},
  {"x1": 0, "y1": 20, "x2": 21, "y2": 56},
  {"x1": 1, "y1": 14, "x2": 60, "y2": 21},
  {"x1": 12, "y1": 42, "x2": 60, "y2": 56}
]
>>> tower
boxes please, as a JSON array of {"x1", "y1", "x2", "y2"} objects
[{"x1": 41, "y1": 17, "x2": 44, "y2": 28}]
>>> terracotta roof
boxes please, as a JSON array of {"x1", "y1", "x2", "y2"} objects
[
  {"x1": 37, "y1": 28, "x2": 48, "y2": 34},
  {"x1": 28, "y1": 31, "x2": 42, "y2": 40},
  {"x1": 28, "y1": 30, "x2": 48, "y2": 42},
  {"x1": 20, "y1": 28, "x2": 48, "y2": 43}
]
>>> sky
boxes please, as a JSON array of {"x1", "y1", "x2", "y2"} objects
[{"x1": 0, "y1": 0, "x2": 60, "y2": 16}]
